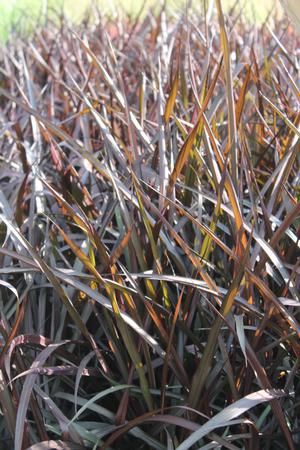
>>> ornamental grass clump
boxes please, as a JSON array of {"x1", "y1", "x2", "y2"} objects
[{"x1": 0, "y1": 3, "x2": 299, "y2": 449}]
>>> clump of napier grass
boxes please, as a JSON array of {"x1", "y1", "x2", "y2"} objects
[{"x1": 0, "y1": 3, "x2": 299, "y2": 450}]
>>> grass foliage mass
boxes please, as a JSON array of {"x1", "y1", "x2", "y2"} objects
[{"x1": 0, "y1": 2, "x2": 299, "y2": 449}]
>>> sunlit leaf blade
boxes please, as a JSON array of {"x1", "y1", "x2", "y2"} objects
[{"x1": 177, "y1": 390, "x2": 287, "y2": 450}]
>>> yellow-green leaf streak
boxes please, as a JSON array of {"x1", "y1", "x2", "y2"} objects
[{"x1": 188, "y1": 238, "x2": 250, "y2": 408}]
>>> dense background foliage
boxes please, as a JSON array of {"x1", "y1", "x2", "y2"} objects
[{"x1": 0, "y1": 0, "x2": 282, "y2": 42}]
